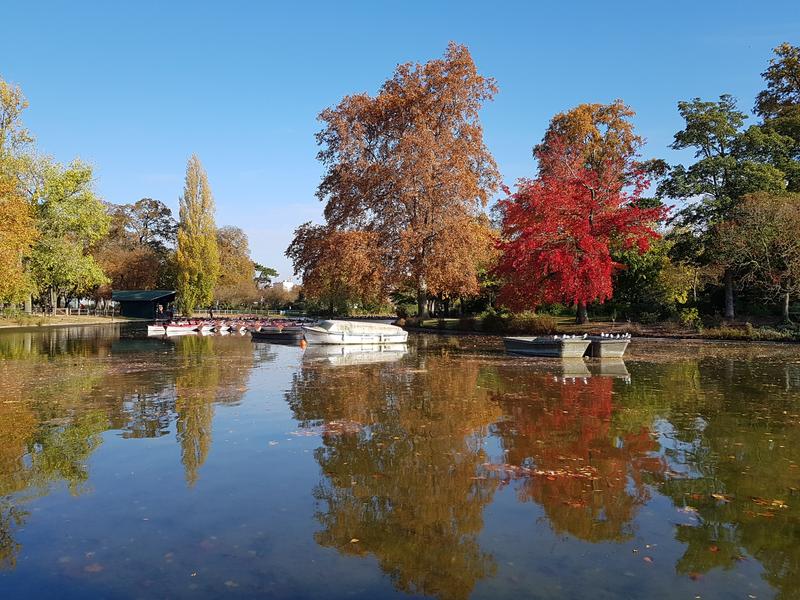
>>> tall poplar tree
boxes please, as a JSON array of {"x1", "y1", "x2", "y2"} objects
[{"x1": 176, "y1": 155, "x2": 219, "y2": 315}]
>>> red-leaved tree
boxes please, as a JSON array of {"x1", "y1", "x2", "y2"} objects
[{"x1": 495, "y1": 133, "x2": 666, "y2": 323}]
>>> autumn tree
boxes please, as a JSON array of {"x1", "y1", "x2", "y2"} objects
[
  {"x1": 287, "y1": 222, "x2": 385, "y2": 314},
  {"x1": 0, "y1": 171, "x2": 36, "y2": 303},
  {"x1": 715, "y1": 192, "x2": 800, "y2": 321},
  {"x1": 312, "y1": 42, "x2": 500, "y2": 317},
  {"x1": 213, "y1": 225, "x2": 257, "y2": 307},
  {"x1": 0, "y1": 78, "x2": 32, "y2": 161},
  {"x1": 93, "y1": 198, "x2": 178, "y2": 295},
  {"x1": 176, "y1": 155, "x2": 219, "y2": 315},
  {"x1": 0, "y1": 77, "x2": 38, "y2": 307},
  {"x1": 126, "y1": 197, "x2": 177, "y2": 252},
  {"x1": 496, "y1": 102, "x2": 665, "y2": 323}
]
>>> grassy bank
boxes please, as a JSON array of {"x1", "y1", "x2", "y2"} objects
[
  {"x1": 0, "y1": 314, "x2": 141, "y2": 330},
  {"x1": 399, "y1": 314, "x2": 800, "y2": 342}
]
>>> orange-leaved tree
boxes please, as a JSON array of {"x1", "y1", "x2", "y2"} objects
[
  {"x1": 287, "y1": 223, "x2": 385, "y2": 314},
  {"x1": 310, "y1": 42, "x2": 500, "y2": 317}
]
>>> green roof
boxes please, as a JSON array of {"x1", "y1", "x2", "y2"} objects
[{"x1": 112, "y1": 290, "x2": 176, "y2": 302}]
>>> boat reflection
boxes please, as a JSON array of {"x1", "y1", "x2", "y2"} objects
[
  {"x1": 302, "y1": 343, "x2": 408, "y2": 366},
  {"x1": 588, "y1": 357, "x2": 631, "y2": 381}
]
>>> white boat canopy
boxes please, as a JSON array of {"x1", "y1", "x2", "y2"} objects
[{"x1": 314, "y1": 320, "x2": 403, "y2": 335}]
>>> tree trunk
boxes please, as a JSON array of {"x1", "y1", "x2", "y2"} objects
[
  {"x1": 723, "y1": 269, "x2": 735, "y2": 320},
  {"x1": 783, "y1": 291, "x2": 791, "y2": 322},
  {"x1": 417, "y1": 284, "x2": 429, "y2": 319},
  {"x1": 576, "y1": 302, "x2": 589, "y2": 324}
]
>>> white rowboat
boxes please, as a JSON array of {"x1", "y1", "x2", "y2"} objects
[{"x1": 301, "y1": 320, "x2": 408, "y2": 345}]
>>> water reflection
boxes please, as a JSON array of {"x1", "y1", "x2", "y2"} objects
[
  {"x1": 302, "y1": 343, "x2": 408, "y2": 366},
  {"x1": 288, "y1": 354, "x2": 502, "y2": 600},
  {"x1": 487, "y1": 367, "x2": 662, "y2": 542},
  {"x1": 1, "y1": 329, "x2": 800, "y2": 599},
  {"x1": 0, "y1": 326, "x2": 265, "y2": 568}
]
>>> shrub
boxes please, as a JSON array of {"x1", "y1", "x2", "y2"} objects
[
  {"x1": 638, "y1": 310, "x2": 661, "y2": 324},
  {"x1": 480, "y1": 309, "x2": 510, "y2": 334},
  {"x1": 508, "y1": 312, "x2": 558, "y2": 335},
  {"x1": 678, "y1": 307, "x2": 703, "y2": 331}
]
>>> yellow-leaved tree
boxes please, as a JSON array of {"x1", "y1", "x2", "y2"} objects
[{"x1": 176, "y1": 155, "x2": 219, "y2": 315}]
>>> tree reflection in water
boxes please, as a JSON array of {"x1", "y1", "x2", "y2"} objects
[
  {"x1": 288, "y1": 352, "x2": 502, "y2": 600},
  {"x1": 486, "y1": 363, "x2": 664, "y2": 542},
  {"x1": 0, "y1": 327, "x2": 261, "y2": 567}
]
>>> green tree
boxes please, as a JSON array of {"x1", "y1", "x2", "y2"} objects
[
  {"x1": 26, "y1": 158, "x2": 110, "y2": 305},
  {"x1": 253, "y1": 262, "x2": 278, "y2": 287},
  {"x1": 755, "y1": 42, "x2": 800, "y2": 191},
  {"x1": 715, "y1": 192, "x2": 800, "y2": 321},
  {"x1": 175, "y1": 155, "x2": 219, "y2": 315},
  {"x1": 659, "y1": 95, "x2": 790, "y2": 318}
]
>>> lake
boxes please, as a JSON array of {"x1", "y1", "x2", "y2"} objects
[{"x1": 0, "y1": 325, "x2": 799, "y2": 599}]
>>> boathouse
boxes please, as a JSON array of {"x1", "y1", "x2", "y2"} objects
[{"x1": 112, "y1": 290, "x2": 177, "y2": 319}]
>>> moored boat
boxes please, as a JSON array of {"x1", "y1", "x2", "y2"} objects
[
  {"x1": 147, "y1": 324, "x2": 167, "y2": 335},
  {"x1": 251, "y1": 326, "x2": 305, "y2": 343},
  {"x1": 164, "y1": 322, "x2": 198, "y2": 335},
  {"x1": 301, "y1": 320, "x2": 408, "y2": 345},
  {"x1": 503, "y1": 335, "x2": 590, "y2": 358},
  {"x1": 586, "y1": 333, "x2": 631, "y2": 358}
]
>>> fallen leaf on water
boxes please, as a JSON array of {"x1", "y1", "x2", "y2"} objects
[
  {"x1": 350, "y1": 538, "x2": 359, "y2": 543},
  {"x1": 643, "y1": 556, "x2": 654, "y2": 564},
  {"x1": 84, "y1": 563, "x2": 104, "y2": 573},
  {"x1": 709, "y1": 545, "x2": 719, "y2": 553},
  {"x1": 711, "y1": 493, "x2": 731, "y2": 503},
  {"x1": 688, "y1": 572, "x2": 703, "y2": 581}
]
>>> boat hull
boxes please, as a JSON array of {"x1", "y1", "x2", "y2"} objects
[
  {"x1": 251, "y1": 328, "x2": 305, "y2": 343},
  {"x1": 586, "y1": 338, "x2": 630, "y2": 358},
  {"x1": 503, "y1": 337, "x2": 590, "y2": 358},
  {"x1": 164, "y1": 326, "x2": 197, "y2": 335},
  {"x1": 302, "y1": 327, "x2": 408, "y2": 345}
]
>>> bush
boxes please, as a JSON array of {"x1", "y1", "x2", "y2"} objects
[
  {"x1": 508, "y1": 312, "x2": 558, "y2": 335},
  {"x1": 480, "y1": 309, "x2": 510, "y2": 334},
  {"x1": 638, "y1": 310, "x2": 661, "y2": 324},
  {"x1": 679, "y1": 307, "x2": 703, "y2": 331},
  {"x1": 702, "y1": 324, "x2": 797, "y2": 341}
]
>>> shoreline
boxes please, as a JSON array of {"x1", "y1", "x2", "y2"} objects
[
  {"x1": 0, "y1": 315, "x2": 145, "y2": 332},
  {"x1": 403, "y1": 325, "x2": 800, "y2": 345}
]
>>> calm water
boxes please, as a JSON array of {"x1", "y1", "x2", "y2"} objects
[{"x1": 0, "y1": 325, "x2": 799, "y2": 599}]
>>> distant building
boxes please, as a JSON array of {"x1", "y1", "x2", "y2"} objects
[
  {"x1": 112, "y1": 290, "x2": 177, "y2": 319},
  {"x1": 272, "y1": 280, "x2": 297, "y2": 292}
]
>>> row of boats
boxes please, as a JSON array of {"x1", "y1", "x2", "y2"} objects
[
  {"x1": 147, "y1": 319, "x2": 630, "y2": 358},
  {"x1": 147, "y1": 319, "x2": 409, "y2": 345}
]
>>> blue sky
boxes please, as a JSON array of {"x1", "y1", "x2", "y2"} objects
[{"x1": 1, "y1": 1, "x2": 797, "y2": 278}]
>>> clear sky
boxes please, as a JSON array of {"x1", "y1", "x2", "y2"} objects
[{"x1": 1, "y1": 1, "x2": 797, "y2": 278}]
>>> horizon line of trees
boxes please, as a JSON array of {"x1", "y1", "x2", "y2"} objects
[
  {"x1": 0, "y1": 81, "x2": 290, "y2": 316},
  {"x1": 288, "y1": 41, "x2": 800, "y2": 324}
]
